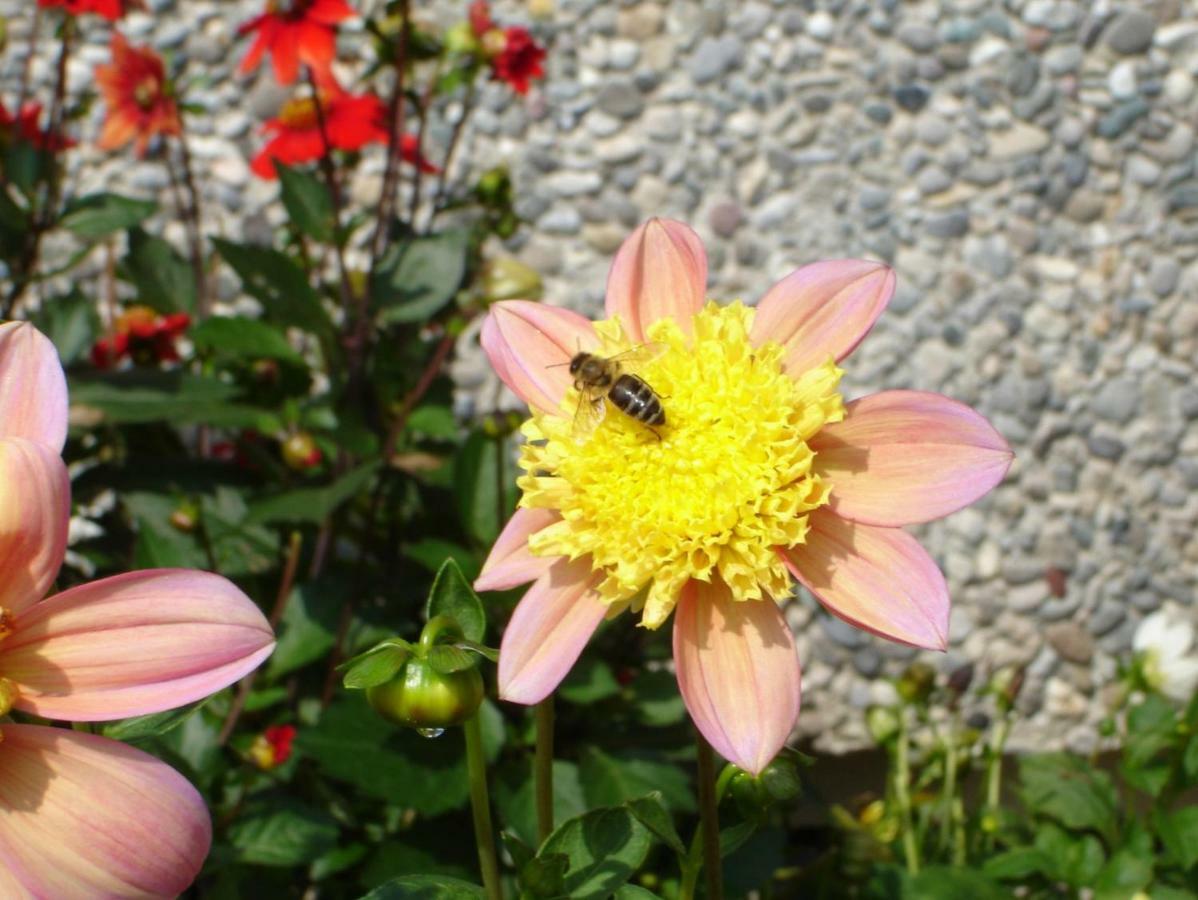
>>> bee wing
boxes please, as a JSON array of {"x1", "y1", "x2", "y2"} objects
[
  {"x1": 571, "y1": 390, "x2": 607, "y2": 443},
  {"x1": 609, "y1": 342, "x2": 667, "y2": 368}
]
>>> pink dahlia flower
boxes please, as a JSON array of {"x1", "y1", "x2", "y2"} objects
[
  {"x1": 0, "y1": 321, "x2": 276, "y2": 896},
  {"x1": 474, "y1": 219, "x2": 1012, "y2": 775}
]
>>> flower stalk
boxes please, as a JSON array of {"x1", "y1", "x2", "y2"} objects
[
  {"x1": 695, "y1": 732, "x2": 725, "y2": 900},
  {"x1": 893, "y1": 707, "x2": 919, "y2": 874},
  {"x1": 464, "y1": 712, "x2": 503, "y2": 900}
]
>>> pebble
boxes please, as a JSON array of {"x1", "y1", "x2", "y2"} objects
[
  {"x1": 688, "y1": 35, "x2": 743, "y2": 84},
  {"x1": 596, "y1": 81, "x2": 644, "y2": 120},
  {"x1": 1104, "y1": 10, "x2": 1157, "y2": 55},
  {"x1": 925, "y1": 208, "x2": 970, "y2": 238}
]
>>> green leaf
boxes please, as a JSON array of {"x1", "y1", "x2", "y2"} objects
[
  {"x1": 1019, "y1": 753, "x2": 1118, "y2": 840},
  {"x1": 903, "y1": 866, "x2": 1007, "y2": 900},
  {"x1": 453, "y1": 430, "x2": 517, "y2": 547},
  {"x1": 267, "y1": 579, "x2": 343, "y2": 679},
  {"x1": 297, "y1": 695, "x2": 503, "y2": 816},
  {"x1": 625, "y1": 793, "x2": 686, "y2": 856},
  {"x1": 427, "y1": 644, "x2": 479, "y2": 675},
  {"x1": 341, "y1": 642, "x2": 410, "y2": 690},
  {"x1": 213, "y1": 238, "x2": 333, "y2": 336},
  {"x1": 33, "y1": 289, "x2": 100, "y2": 365},
  {"x1": 227, "y1": 798, "x2": 339, "y2": 866},
  {"x1": 121, "y1": 226, "x2": 196, "y2": 313},
  {"x1": 1185, "y1": 732, "x2": 1198, "y2": 782},
  {"x1": 494, "y1": 759, "x2": 588, "y2": 848},
  {"x1": 982, "y1": 847, "x2": 1051, "y2": 880},
  {"x1": 61, "y1": 192, "x2": 156, "y2": 239},
  {"x1": 360, "y1": 875, "x2": 485, "y2": 900},
  {"x1": 629, "y1": 670, "x2": 686, "y2": 727},
  {"x1": 426, "y1": 558, "x2": 486, "y2": 643},
  {"x1": 539, "y1": 806, "x2": 652, "y2": 900},
  {"x1": 1094, "y1": 847, "x2": 1153, "y2": 900},
  {"x1": 101, "y1": 699, "x2": 208, "y2": 741},
  {"x1": 372, "y1": 229, "x2": 470, "y2": 325},
  {"x1": 579, "y1": 747, "x2": 695, "y2": 813},
  {"x1": 249, "y1": 461, "x2": 381, "y2": 525},
  {"x1": 518, "y1": 853, "x2": 569, "y2": 899},
  {"x1": 1034, "y1": 823, "x2": 1106, "y2": 887},
  {"x1": 614, "y1": 888, "x2": 664, "y2": 900},
  {"x1": 200, "y1": 487, "x2": 279, "y2": 577},
  {"x1": 407, "y1": 405, "x2": 460, "y2": 441},
  {"x1": 70, "y1": 370, "x2": 271, "y2": 428},
  {"x1": 310, "y1": 843, "x2": 369, "y2": 881},
  {"x1": 1156, "y1": 806, "x2": 1198, "y2": 870},
  {"x1": 560, "y1": 656, "x2": 621, "y2": 705},
  {"x1": 276, "y1": 162, "x2": 335, "y2": 243},
  {"x1": 190, "y1": 315, "x2": 302, "y2": 363},
  {"x1": 124, "y1": 492, "x2": 209, "y2": 570}
]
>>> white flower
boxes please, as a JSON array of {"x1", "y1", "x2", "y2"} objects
[{"x1": 1133, "y1": 607, "x2": 1198, "y2": 703}]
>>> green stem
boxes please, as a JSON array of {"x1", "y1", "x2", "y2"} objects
[
  {"x1": 938, "y1": 724, "x2": 957, "y2": 857},
  {"x1": 983, "y1": 713, "x2": 1011, "y2": 853},
  {"x1": 535, "y1": 696, "x2": 555, "y2": 844},
  {"x1": 464, "y1": 713, "x2": 503, "y2": 900},
  {"x1": 894, "y1": 709, "x2": 920, "y2": 874},
  {"x1": 695, "y1": 733, "x2": 725, "y2": 900}
]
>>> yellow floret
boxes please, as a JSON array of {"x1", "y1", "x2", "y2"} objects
[{"x1": 518, "y1": 302, "x2": 843, "y2": 628}]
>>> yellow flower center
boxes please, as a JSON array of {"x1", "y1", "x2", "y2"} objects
[
  {"x1": 518, "y1": 302, "x2": 844, "y2": 629},
  {"x1": 278, "y1": 97, "x2": 320, "y2": 130}
]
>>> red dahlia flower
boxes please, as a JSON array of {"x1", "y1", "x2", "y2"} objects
[
  {"x1": 238, "y1": 0, "x2": 355, "y2": 86},
  {"x1": 0, "y1": 101, "x2": 75, "y2": 153},
  {"x1": 91, "y1": 307, "x2": 190, "y2": 368},
  {"x1": 248, "y1": 724, "x2": 297, "y2": 769},
  {"x1": 94, "y1": 33, "x2": 181, "y2": 158},
  {"x1": 36, "y1": 0, "x2": 142, "y2": 19},
  {"x1": 469, "y1": 1, "x2": 546, "y2": 95},
  {"x1": 250, "y1": 89, "x2": 438, "y2": 179}
]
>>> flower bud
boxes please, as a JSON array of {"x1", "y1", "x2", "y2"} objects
[
  {"x1": 367, "y1": 656, "x2": 484, "y2": 730},
  {"x1": 475, "y1": 166, "x2": 512, "y2": 208},
  {"x1": 444, "y1": 21, "x2": 480, "y2": 55},
  {"x1": 989, "y1": 665, "x2": 1025, "y2": 713},
  {"x1": 169, "y1": 501, "x2": 198, "y2": 532},
  {"x1": 896, "y1": 662, "x2": 936, "y2": 705},
  {"x1": 282, "y1": 432, "x2": 322, "y2": 471},
  {"x1": 481, "y1": 256, "x2": 543, "y2": 304},
  {"x1": 866, "y1": 705, "x2": 900, "y2": 744}
]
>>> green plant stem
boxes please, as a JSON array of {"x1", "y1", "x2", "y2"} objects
[
  {"x1": 535, "y1": 696, "x2": 555, "y2": 844},
  {"x1": 894, "y1": 709, "x2": 920, "y2": 874},
  {"x1": 464, "y1": 713, "x2": 503, "y2": 900},
  {"x1": 938, "y1": 723, "x2": 957, "y2": 857},
  {"x1": 983, "y1": 713, "x2": 1011, "y2": 852},
  {"x1": 695, "y1": 732, "x2": 725, "y2": 900}
]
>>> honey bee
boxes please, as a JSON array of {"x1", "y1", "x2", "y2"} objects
[{"x1": 568, "y1": 344, "x2": 667, "y2": 441}]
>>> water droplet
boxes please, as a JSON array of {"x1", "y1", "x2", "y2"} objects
[{"x1": 417, "y1": 727, "x2": 445, "y2": 739}]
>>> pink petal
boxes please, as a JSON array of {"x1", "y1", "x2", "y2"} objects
[
  {"x1": 498, "y1": 557, "x2": 606, "y2": 704},
  {"x1": 812, "y1": 390, "x2": 1013, "y2": 526},
  {"x1": 751, "y1": 259, "x2": 895, "y2": 376},
  {"x1": 475, "y1": 507, "x2": 560, "y2": 592},
  {"x1": 781, "y1": 511, "x2": 949, "y2": 650},
  {"x1": 480, "y1": 301, "x2": 597, "y2": 415},
  {"x1": 673, "y1": 579, "x2": 801, "y2": 776},
  {"x1": 0, "y1": 438, "x2": 69, "y2": 615},
  {"x1": 0, "y1": 724, "x2": 210, "y2": 897},
  {"x1": 3, "y1": 570, "x2": 275, "y2": 721},
  {"x1": 605, "y1": 218, "x2": 708, "y2": 341},
  {"x1": 0, "y1": 321, "x2": 68, "y2": 452}
]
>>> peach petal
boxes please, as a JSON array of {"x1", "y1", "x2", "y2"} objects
[
  {"x1": 497, "y1": 557, "x2": 606, "y2": 704},
  {"x1": 480, "y1": 301, "x2": 598, "y2": 415},
  {"x1": 673, "y1": 579, "x2": 801, "y2": 776},
  {"x1": 751, "y1": 259, "x2": 895, "y2": 376},
  {"x1": 605, "y1": 218, "x2": 708, "y2": 341},
  {"x1": 0, "y1": 439, "x2": 69, "y2": 615},
  {"x1": 475, "y1": 507, "x2": 561, "y2": 592},
  {"x1": 0, "y1": 322, "x2": 68, "y2": 451},
  {"x1": 0, "y1": 724, "x2": 210, "y2": 898},
  {"x1": 3, "y1": 570, "x2": 275, "y2": 721},
  {"x1": 781, "y1": 511, "x2": 949, "y2": 650},
  {"x1": 812, "y1": 390, "x2": 1013, "y2": 526}
]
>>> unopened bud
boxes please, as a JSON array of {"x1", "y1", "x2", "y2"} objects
[
  {"x1": 169, "y1": 502, "x2": 198, "y2": 532},
  {"x1": 866, "y1": 705, "x2": 899, "y2": 744},
  {"x1": 367, "y1": 657, "x2": 484, "y2": 730},
  {"x1": 896, "y1": 662, "x2": 936, "y2": 705},
  {"x1": 282, "y1": 432, "x2": 322, "y2": 471},
  {"x1": 444, "y1": 21, "x2": 480, "y2": 56},
  {"x1": 481, "y1": 256, "x2": 542, "y2": 304}
]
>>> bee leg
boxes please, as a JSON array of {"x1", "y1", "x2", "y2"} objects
[{"x1": 648, "y1": 426, "x2": 662, "y2": 442}]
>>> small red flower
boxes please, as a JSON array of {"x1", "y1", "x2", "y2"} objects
[
  {"x1": 250, "y1": 87, "x2": 438, "y2": 179},
  {"x1": 238, "y1": 0, "x2": 356, "y2": 86},
  {"x1": 36, "y1": 0, "x2": 141, "y2": 19},
  {"x1": 91, "y1": 306, "x2": 190, "y2": 368},
  {"x1": 94, "y1": 33, "x2": 181, "y2": 158},
  {"x1": 248, "y1": 724, "x2": 297, "y2": 770},
  {"x1": 468, "y1": 2, "x2": 546, "y2": 95},
  {"x1": 0, "y1": 101, "x2": 76, "y2": 153},
  {"x1": 492, "y1": 27, "x2": 546, "y2": 96}
]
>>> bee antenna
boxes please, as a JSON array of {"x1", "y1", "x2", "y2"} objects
[{"x1": 545, "y1": 361, "x2": 572, "y2": 369}]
